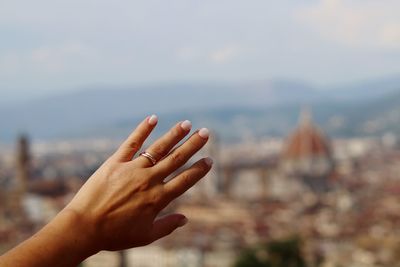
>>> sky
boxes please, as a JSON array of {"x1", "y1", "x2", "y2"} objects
[{"x1": 1, "y1": 0, "x2": 400, "y2": 102}]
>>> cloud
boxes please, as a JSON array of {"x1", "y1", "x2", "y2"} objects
[
  {"x1": 0, "y1": 41, "x2": 96, "y2": 75},
  {"x1": 209, "y1": 45, "x2": 239, "y2": 64},
  {"x1": 176, "y1": 45, "x2": 240, "y2": 64},
  {"x1": 297, "y1": 0, "x2": 400, "y2": 49},
  {"x1": 31, "y1": 42, "x2": 94, "y2": 71},
  {"x1": 381, "y1": 23, "x2": 400, "y2": 48},
  {"x1": 2, "y1": 0, "x2": 400, "y2": 95}
]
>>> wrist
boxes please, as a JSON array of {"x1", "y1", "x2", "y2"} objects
[
  {"x1": 0, "y1": 208, "x2": 99, "y2": 267},
  {"x1": 45, "y1": 208, "x2": 99, "y2": 262}
]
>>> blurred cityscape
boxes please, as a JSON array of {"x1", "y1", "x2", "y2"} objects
[
  {"x1": 1, "y1": 108, "x2": 400, "y2": 267},
  {"x1": 2, "y1": 1, "x2": 400, "y2": 266}
]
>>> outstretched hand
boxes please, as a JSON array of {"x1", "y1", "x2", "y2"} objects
[
  {"x1": 0, "y1": 116, "x2": 212, "y2": 267},
  {"x1": 67, "y1": 115, "x2": 212, "y2": 251}
]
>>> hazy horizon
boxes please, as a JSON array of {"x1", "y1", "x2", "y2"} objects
[{"x1": 2, "y1": 73, "x2": 400, "y2": 106}]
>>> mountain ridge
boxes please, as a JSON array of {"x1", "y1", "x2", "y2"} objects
[{"x1": 1, "y1": 76, "x2": 400, "y2": 142}]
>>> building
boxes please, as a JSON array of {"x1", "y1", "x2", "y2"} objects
[{"x1": 281, "y1": 109, "x2": 335, "y2": 192}]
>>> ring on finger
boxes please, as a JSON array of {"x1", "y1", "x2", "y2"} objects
[{"x1": 139, "y1": 151, "x2": 158, "y2": 166}]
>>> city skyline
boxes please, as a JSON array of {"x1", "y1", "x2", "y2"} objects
[
  {"x1": 2, "y1": 1, "x2": 400, "y2": 266},
  {"x1": 1, "y1": 111, "x2": 400, "y2": 266}
]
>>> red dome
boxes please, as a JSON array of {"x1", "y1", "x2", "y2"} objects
[
  {"x1": 281, "y1": 109, "x2": 334, "y2": 191},
  {"x1": 283, "y1": 110, "x2": 331, "y2": 160}
]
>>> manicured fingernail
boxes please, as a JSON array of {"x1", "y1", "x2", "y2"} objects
[
  {"x1": 148, "y1": 115, "x2": 158, "y2": 125},
  {"x1": 178, "y1": 217, "x2": 188, "y2": 227},
  {"x1": 198, "y1": 128, "x2": 209, "y2": 139},
  {"x1": 180, "y1": 120, "x2": 192, "y2": 131},
  {"x1": 204, "y1": 157, "x2": 213, "y2": 167}
]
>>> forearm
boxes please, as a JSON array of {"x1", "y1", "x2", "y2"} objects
[{"x1": 0, "y1": 209, "x2": 95, "y2": 267}]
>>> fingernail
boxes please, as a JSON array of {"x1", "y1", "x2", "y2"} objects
[
  {"x1": 204, "y1": 157, "x2": 213, "y2": 167},
  {"x1": 178, "y1": 217, "x2": 188, "y2": 227},
  {"x1": 180, "y1": 120, "x2": 192, "y2": 131},
  {"x1": 148, "y1": 115, "x2": 158, "y2": 126},
  {"x1": 198, "y1": 128, "x2": 209, "y2": 139}
]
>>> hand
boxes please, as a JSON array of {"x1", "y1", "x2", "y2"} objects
[
  {"x1": 65, "y1": 115, "x2": 212, "y2": 253},
  {"x1": 0, "y1": 115, "x2": 212, "y2": 267}
]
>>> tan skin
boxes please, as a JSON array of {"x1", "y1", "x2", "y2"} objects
[{"x1": 0, "y1": 115, "x2": 212, "y2": 267}]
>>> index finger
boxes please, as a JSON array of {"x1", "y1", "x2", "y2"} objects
[{"x1": 112, "y1": 115, "x2": 158, "y2": 162}]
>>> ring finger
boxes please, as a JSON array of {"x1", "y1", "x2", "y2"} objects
[{"x1": 134, "y1": 120, "x2": 193, "y2": 167}]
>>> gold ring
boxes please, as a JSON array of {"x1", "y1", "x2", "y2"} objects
[{"x1": 139, "y1": 152, "x2": 157, "y2": 166}]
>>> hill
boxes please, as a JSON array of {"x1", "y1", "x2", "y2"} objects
[{"x1": 1, "y1": 76, "x2": 400, "y2": 142}]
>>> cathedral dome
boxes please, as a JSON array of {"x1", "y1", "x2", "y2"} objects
[
  {"x1": 283, "y1": 111, "x2": 331, "y2": 160},
  {"x1": 282, "y1": 109, "x2": 334, "y2": 182}
]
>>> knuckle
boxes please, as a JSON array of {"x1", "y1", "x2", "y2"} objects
[
  {"x1": 102, "y1": 161, "x2": 120, "y2": 177},
  {"x1": 171, "y1": 152, "x2": 185, "y2": 163},
  {"x1": 151, "y1": 145, "x2": 164, "y2": 159},
  {"x1": 128, "y1": 140, "x2": 140, "y2": 151},
  {"x1": 136, "y1": 177, "x2": 152, "y2": 191},
  {"x1": 180, "y1": 173, "x2": 193, "y2": 187},
  {"x1": 187, "y1": 136, "x2": 199, "y2": 148},
  {"x1": 170, "y1": 126, "x2": 182, "y2": 137},
  {"x1": 144, "y1": 189, "x2": 162, "y2": 211}
]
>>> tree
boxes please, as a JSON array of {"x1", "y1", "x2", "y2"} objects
[{"x1": 233, "y1": 238, "x2": 307, "y2": 267}]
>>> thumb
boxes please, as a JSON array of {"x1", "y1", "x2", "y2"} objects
[{"x1": 149, "y1": 214, "x2": 188, "y2": 242}]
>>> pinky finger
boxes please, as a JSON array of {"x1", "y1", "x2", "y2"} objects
[
  {"x1": 148, "y1": 214, "x2": 188, "y2": 243},
  {"x1": 164, "y1": 158, "x2": 213, "y2": 201}
]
